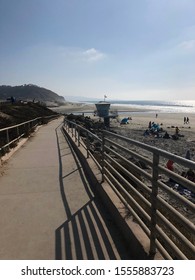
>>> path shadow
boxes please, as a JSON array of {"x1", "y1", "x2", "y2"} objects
[
  {"x1": 55, "y1": 123, "x2": 132, "y2": 260},
  {"x1": 55, "y1": 199, "x2": 131, "y2": 260}
]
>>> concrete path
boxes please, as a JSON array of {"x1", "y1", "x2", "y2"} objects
[{"x1": 0, "y1": 117, "x2": 131, "y2": 260}]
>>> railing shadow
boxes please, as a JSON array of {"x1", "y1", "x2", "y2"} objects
[{"x1": 55, "y1": 123, "x2": 132, "y2": 260}]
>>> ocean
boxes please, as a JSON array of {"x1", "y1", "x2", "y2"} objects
[{"x1": 84, "y1": 100, "x2": 195, "y2": 114}]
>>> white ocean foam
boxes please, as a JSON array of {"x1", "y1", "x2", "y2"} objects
[{"x1": 111, "y1": 100, "x2": 195, "y2": 114}]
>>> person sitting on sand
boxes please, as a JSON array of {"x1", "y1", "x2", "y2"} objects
[
  {"x1": 143, "y1": 129, "x2": 150, "y2": 136},
  {"x1": 173, "y1": 127, "x2": 184, "y2": 140},
  {"x1": 186, "y1": 169, "x2": 195, "y2": 182},
  {"x1": 175, "y1": 126, "x2": 180, "y2": 135},
  {"x1": 166, "y1": 159, "x2": 174, "y2": 171},
  {"x1": 120, "y1": 117, "x2": 129, "y2": 125},
  {"x1": 185, "y1": 150, "x2": 191, "y2": 160},
  {"x1": 166, "y1": 159, "x2": 176, "y2": 183},
  {"x1": 172, "y1": 126, "x2": 180, "y2": 140},
  {"x1": 163, "y1": 131, "x2": 170, "y2": 139}
]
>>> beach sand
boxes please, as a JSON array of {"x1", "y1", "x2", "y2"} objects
[
  {"x1": 51, "y1": 102, "x2": 195, "y2": 158},
  {"x1": 111, "y1": 111, "x2": 195, "y2": 159},
  {"x1": 52, "y1": 103, "x2": 195, "y2": 157},
  {"x1": 53, "y1": 102, "x2": 195, "y2": 174}
]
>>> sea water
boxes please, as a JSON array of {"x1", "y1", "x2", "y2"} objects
[
  {"x1": 113, "y1": 100, "x2": 195, "y2": 114},
  {"x1": 85, "y1": 100, "x2": 195, "y2": 114}
]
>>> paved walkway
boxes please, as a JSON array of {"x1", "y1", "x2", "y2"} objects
[{"x1": 0, "y1": 117, "x2": 131, "y2": 260}]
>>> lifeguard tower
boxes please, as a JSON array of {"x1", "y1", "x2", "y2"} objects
[{"x1": 95, "y1": 98, "x2": 117, "y2": 127}]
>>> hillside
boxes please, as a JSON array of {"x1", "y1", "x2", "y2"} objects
[
  {"x1": 0, "y1": 84, "x2": 65, "y2": 105},
  {"x1": 0, "y1": 102, "x2": 59, "y2": 129}
]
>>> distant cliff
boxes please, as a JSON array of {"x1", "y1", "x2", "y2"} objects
[{"x1": 0, "y1": 84, "x2": 65, "y2": 105}]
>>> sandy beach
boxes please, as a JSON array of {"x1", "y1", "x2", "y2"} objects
[
  {"x1": 52, "y1": 103, "x2": 195, "y2": 158},
  {"x1": 111, "y1": 111, "x2": 195, "y2": 157},
  {"x1": 52, "y1": 102, "x2": 195, "y2": 174},
  {"x1": 109, "y1": 111, "x2": 195, "y2": 179}
]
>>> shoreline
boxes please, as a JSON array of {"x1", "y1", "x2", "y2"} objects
[{"x1": 49, "y1": 101, "x2": 195, "y2": 114}]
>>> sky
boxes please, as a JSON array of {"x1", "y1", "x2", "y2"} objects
[{"x1": 0, "y1": 0, "x2": 195, "y2": 101}]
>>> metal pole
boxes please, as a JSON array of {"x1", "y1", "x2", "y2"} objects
[
  {"x1": 149, "y1": 152, "x2": 159, "y2": 257},
  {"x1": 86, "y1": 131, "x2": 89, "y2": 158},
  {"x1": 78, "y1": 127, "x2": 80, "y2": 147},
  {"x1": 101, "y1": 131, "x2": 105, "y2": 182},
  {"x1": 75, "y1": 125, "x2": 77, "y2": 142},
  {"x1": 17, "y1": 126, "x2": 19, "y2": 142},
  {"x1": 6, "y1": 129, "x2": 10, "y2": 148}
]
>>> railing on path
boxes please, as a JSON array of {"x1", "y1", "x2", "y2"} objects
[
  {"x1": 0, "y1": 115, "x2": 58, "y2": 156},
  {"x1": 64, "y1": 118, "x2": 195, "y2": 260}
]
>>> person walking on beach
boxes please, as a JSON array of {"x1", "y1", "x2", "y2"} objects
[
  {"x1": 186, "y1": 117, "x2": 189, "y2": 124},
  {"x1": 184, "y1": 117, "x2": 186, "y2": 124}
]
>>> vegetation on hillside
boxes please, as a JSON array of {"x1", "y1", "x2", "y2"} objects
[
  {"x1": 0, "y1": 84, "x2": 65, "y2": 105},
  {"x1": 0, "y1": 102, "x2": 59, "y2": 129}
]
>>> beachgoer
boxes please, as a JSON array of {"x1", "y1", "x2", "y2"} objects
[
  {"x1": 166, "y1": 159, "x2": 176, "y2": 183},
  {"x1": 184, "y1": 117, "x2": 186, "y2": 124},
  {"x1": 143, "y1": 129, "x2": 150, "y2": 136},
  {"x1": 148, "y1": 121, "x2": 151, "y2": 129},
  {"x1": 175, "y1": 127, "x2": 179, "y2": 135},
  {"x1": 186, "y1": 117, "x2": 189, "y2": 124},
  {"x1": 156, "y1": 113, "x2": 158, "y2": 118},
  {"x1": 163, "y1": 131, "x2": 170, "y2": 139},
  {"x1": 166, "y1": 160, "x2": 174, "y2": 171},
  {"x1": 11, "y1": 96, "x2": 15, "y2": 104},
  {"x1": 186, "y1": 169, "x2": 195, "y2": 182},
  {"x1": 185, "y1": 150, "x2": 191, "y2": 160},
  {"x1": 120, "y1": 117, "x2": 129, "y2": 125}
]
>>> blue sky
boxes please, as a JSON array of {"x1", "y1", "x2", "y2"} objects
[{"x1": 0, "y1": 0, "x2": 195, "y2": 101}]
